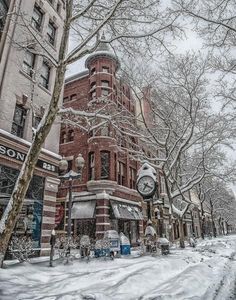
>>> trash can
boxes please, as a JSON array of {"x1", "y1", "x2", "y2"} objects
[
  {"x1": 94, "y1": 239, "x2": 110, "y2": 258},
  {"x1": 159, "y1": 237, "x2": 170, "y2": 255},
  {"x1": 104, "y1": 230, "x2": 120, "y2": 257},
  {"x1": 120, "y1": 232, "x2": 131, "y2": 255}
]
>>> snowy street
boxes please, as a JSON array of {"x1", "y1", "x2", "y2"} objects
[{"x1": 0, "y1": 235, "x2": 236, "y2": 300}]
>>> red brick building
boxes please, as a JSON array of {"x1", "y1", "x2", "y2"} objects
[{"x1": 57, "y1": 37, "x2": 144, "y2": 244}]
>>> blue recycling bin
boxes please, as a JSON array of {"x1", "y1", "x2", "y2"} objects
[{"x1": 120, "y1": 233, "x2": 131, "y2": 255}]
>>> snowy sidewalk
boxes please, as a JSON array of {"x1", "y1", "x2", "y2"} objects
[{"x1": 0, "y1": 235, "x2": 236, "y2": 300}]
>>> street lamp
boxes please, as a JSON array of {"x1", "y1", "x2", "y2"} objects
[{"x1": 59, "y1": 154, "x2": 85, "y2": 238}]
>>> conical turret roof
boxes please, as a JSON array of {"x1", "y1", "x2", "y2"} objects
[{"x1": 85, "y1": 33, "x2": 120, "y2": 69}]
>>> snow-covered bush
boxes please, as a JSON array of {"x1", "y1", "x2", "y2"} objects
[
  {"x1": 55, "y1": 236, "x2": 79, "y2": 264},
  {"x1": 9, "y1": 236, "x2": 35, "y2": 263}
]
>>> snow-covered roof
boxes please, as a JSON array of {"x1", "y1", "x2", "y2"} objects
[
  {"x1": 137, "y1": 162, "x2": 157, "y2": 182},
  {"x1": 85, "y1": 34, "x2": 120, "y2": 69},
  {"x1": 144, "y1": 225, "x2": 157, "y2": 236}
]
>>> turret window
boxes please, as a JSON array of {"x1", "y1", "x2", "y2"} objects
[
  {"x1": 89, "y1": 152, "x2": 95, "y2": 180},
  {"x1": 101, "y1": 89, "x2": 109, "y2": 96},
  {"x1": 101, "y1": 80, "x2": 109, "y2": 87},
  {"x1": 102, "y1": 66, "x2": 109, "y2": 73},
  {"x1": 101, "y1": 151, "x2": 110, "y2": 179},
  {"x1": 91, "y1": 68, "x2": 96, "y2": 75}
]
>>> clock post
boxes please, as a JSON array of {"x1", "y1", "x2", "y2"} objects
[{"x1": 136, "y1": 162, "x2": 157, "y2": 221}]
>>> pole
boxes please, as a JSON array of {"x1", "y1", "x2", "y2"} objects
[
  {"x1": 147, "y1": 201, "x2": 151, "y2": 220},
  {"x1": 49, "y1": 229, "x2": 56, "y2": 267},
  {"x1": 67, "y1": 178, "x2": 73, "y2": 237}
]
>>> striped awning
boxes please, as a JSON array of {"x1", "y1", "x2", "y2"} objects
[{"x1": 111, "y1": 201, "x2": 143, "y2": 220}]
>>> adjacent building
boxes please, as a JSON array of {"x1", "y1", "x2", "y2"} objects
[{"x1": 0, "y1": 0, "x2": 66, "y2": 256}]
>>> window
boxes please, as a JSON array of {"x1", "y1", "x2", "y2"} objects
[
  {"x1": 89, "y1": 152, "x2": 95, "y2": 180},
  {"x1": 70, "y1": 94, "x2": 77, "y2": 101},
  {"x1": 101, "y1": 151, "x2": 110, "y2": 179},
  {"x1": 11, "y1": 104, "x2": 27, "y2": 138},
  {"x1": 101, "y1": 88, "x2": 109, "y2": 96},
  {"x1": 102, "y1": 66, "x2": 109, "y2": 73},
  {"x1": 63, "y1": 96, "x2": 69, "y2": 103},
  {"x1": 31, "y1": 5, "x2": 43, "y2": 31},
  {"x1": 90, "y1": 82, "x2": 96, "y2": 90},
  {"x1": 33, "y1": 115, "x2": 41, "y2": 129},
  {"x1": 60, "y1": 131, "x2": 66, "y2": 144},
  {"x1": 40, "y1": 61, "x2": 50, "y2": 89},
  {"x1": 57, "y1": 1, "x2": 61, "y2": 13},
  {"x1": 101, "y1": 80, "x2": 109, "y2": 87},
  {"x1": 100, "y1": 124, "x2": 109, "y2": 136},
  {"x1": 67, "y1": 129, "x2": 74, "y2": 142},
  {"x1": 0, "y1": 0, "x2": 9, "y2": 42},
  {"x1": 129, "y1": 167, "x2": 136, "y2": 189},
  {"x1": 117, "y1": 161, "x2": 125, "y2": 185},
  {"x1": 91, "y1": 67, "x2": 96, "y2": 75},
  {"x1": 22, "y1": 51, "x2": 35, "y2": 77},
  {"x1": 91, "y1": 91, "x2": 96, "y2": 99},
  {"x1": 47, "y1": 20, "x2": 56, "y2": 45}
]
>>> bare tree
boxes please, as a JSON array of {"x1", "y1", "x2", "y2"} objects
[{"x1": 0, "y1": 0, "x2": 183, "y2": 267}]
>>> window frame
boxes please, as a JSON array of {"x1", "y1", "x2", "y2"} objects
[
  {"x1": 31, "y1": 5, "x2": 44, "y2": 32},
  {"x1": 22, "y1": 50, "x2": 36, "y2": 77},
  {"x1": 47, "y1": 20, "x2": 57, "y2": 46},
  {"x1": 40, "y1": 61, "x2": 51, "y2": 89},
  {"x1": 11, "y1": 104, "x2": 27, "y2": 138},
  {"x1": 100, "y1": 151, "x2": 110, "y2": 179}
]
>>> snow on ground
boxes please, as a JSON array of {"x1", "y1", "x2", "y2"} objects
[{"x1": 0, "y1": 235, "x2": 236, "y2": 300}]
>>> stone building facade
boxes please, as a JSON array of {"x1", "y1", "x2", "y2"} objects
[{"x1": 0, "y1": 0, "x2": 66, "y2": 256}]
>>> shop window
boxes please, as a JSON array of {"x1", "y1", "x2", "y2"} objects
[
  {"x1": 11, "y1": 104, "x2": 27, "y2": 138},
  {"x1": 89, "y1": 152, "x2": 95, "y2": 180},
  {"x1": 40, "y1": 61, "x2": 51, "y2": 89},
  {"x1": 47, "y1": 20, "x2": 56, "y2": 46},
  {"x1": 102, "y1": 66, "x2": 109, "y2": 73},
  {"x1": 22, "y1": 51, "x2": 35, "y2": 77},
  {"x1": 117, "y1": 161, "x2": 125, "y2": 185},
  {"x1": 31, "y1": 5, "x2": 43, "y2": 32},
  {"x1": 101, "y1": 151, "x2": 110, "y2": 179},
  {"x1": 67, "y1": 129, "x2": 74, "y2": 142}
]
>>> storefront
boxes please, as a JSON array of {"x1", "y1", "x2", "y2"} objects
[
  {"x1": 110, "y1": 201, "x2": 143, "y2": 244},
  {"x1": 0, "y1": 165, "x2": 44, "y2": 251},
  {"x1": 0, "y1": 130, "x2": 61, "y2": 257}
]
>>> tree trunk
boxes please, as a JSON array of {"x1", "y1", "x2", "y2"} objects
[
  {"x1": 0, "y1": 2, "x2": 72, "y2": 268},
  {"x1": 200, "y1": 201, "x2": 205, "y2": 239},
  {"x1": 179, "y1": 218, "x2": 185, "y2": 248}
]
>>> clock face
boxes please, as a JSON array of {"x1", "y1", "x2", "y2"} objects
[{"x1": 137, "y1": 175, "x2": 156, "y2": 197}]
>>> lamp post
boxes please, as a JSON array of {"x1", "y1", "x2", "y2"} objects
[{"x1": 59, "y1": 154, "x2": 85, "y2": 238}]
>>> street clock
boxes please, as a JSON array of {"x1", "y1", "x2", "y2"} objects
[{"x1": 136, "y1": 175, "x2": 157, "y2": 198}]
